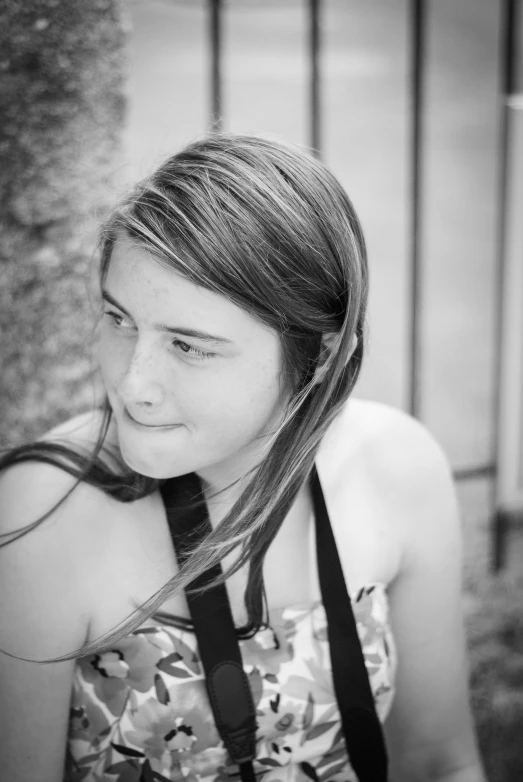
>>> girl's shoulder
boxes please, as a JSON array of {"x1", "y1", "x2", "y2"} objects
[
  {"x1": 0, "y1": 407, "x2": 126, "y2": 538},
  {"x1": 0, "y1": 408, "x2": 161, "y2": 649},
  {"x1": 320, "y1": 396, "x2": 451, "y2": 488},
  {"x1": 0, "y1": 407, "x2": 131, "y2": 545},
  {"x1": 0, "y1": 410, "x2": 107, "y2": 521},
  {"x1": 0, "y1": 414, "x2": 118, "y2": 658},
  {"x1": 317, "y1": 398, "x2": 456, "y2": 579}
]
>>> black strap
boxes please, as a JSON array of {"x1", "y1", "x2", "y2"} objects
[
  {"x1": 161, "y1": 468, "x2": 388, "y2": 782},
  {"x1": 161, "y1": 473, "x2": 257, "y2": 782},
  {"x1": 310, "y1": 465, "x2": 388, "y2": 781}
]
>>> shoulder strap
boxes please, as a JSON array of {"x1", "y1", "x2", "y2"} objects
[
  {"x1": 161, "y1": 467, "x2": 388, "y2": 782},
  {"x1": 310, "y1": 464, "x2": 388, "y2": 781},
  {"x1": 160, "y1": 473, "x2": 257, "y2": 782}
]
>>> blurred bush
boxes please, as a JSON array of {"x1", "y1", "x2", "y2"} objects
[{"x1": 0, "y1": 0, "x2": 127, "y2": 446}]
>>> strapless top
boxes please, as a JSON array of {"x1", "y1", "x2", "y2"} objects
[{"x1": 65, "y1": 582, "x2": 396, "y2": 782}]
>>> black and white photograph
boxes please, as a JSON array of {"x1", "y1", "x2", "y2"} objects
[{"x1": 0, "y1": 2, "x2": 522, "y2": 780}]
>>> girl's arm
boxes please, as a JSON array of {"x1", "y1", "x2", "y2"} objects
[
  {"x1": 372, "y1": 411, "x2": 487, "y2": 782},
  {"x1": 0, "y1": 462, "x2": 96, "y2": 782}
]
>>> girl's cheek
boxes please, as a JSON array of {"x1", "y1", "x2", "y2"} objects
[{"x1": 99, "y1": 339, "x2": 127, "y2": 387}]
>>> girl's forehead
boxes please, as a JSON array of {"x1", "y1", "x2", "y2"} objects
[
  {"x1": 107, "y1": 239, "x2": 232, "y2": 320},
  {"x1": 108, "y1": 239, "x2": 207, "y2": 298}
]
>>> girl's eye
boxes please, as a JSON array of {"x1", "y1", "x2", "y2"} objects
[
  {"x1": 103, "y1": 312, "x2": 215, "y2": 361},
  {"x1": 173, "y1": 340, "x2": 216, "y2": 361},
  {"x1": 103, "y1": 310, "x2": 134, "y2": 329}
]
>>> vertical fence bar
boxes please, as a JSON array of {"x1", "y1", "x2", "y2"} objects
[
  {"x1": 209, "y1": 0, "x2": 223, "y2": 131},
  {"x1": 491, "y1": 0, "x2": 518, "y2": 571},
  {"x1": 407, "y1": 0, "x2": 426, "y2": 418},
  {"x1": 309, "y1": 0, "x2": 321, "y2": 156}
]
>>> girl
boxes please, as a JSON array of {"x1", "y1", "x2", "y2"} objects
[{"x1": 0, "y1": 134, "x2": 486, "y2": 781}]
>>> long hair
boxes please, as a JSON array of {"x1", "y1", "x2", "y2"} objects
[{"x1": 0, "y1": 133, "x2": 368, "y2": 660}]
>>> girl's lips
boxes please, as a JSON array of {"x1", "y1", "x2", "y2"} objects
[{"x1": 123, "y1": 408, "x2": 182, "y2": 430}]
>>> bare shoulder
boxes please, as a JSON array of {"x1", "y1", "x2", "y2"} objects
[
  {"x1": 0, "y1": 469, "x2": 104, "y2": 668},
  {"x1": 0, "y1": 413, "x2": 165, "y2": 651},
  {"x1": 0, "y1": 419, "x2": 120, "y2": 780},
  {"x1": 0, "y1": 455, "x2": 110, "y2": 538},
  {"x1": 0, "y1": 410, "x2": 127, "y2": 655},
  {"x1": 344, "y1": 399, "x2": 449, "y2": 480},
  {"x1": 0, "y1": 448, "x2": 117, "y2": 602},
  {"x1": 327, "y1": 397, "x2": 454, "y2": 496},
  {"x1": 361, "y1": 400, "x2": 460, "y2": 576},
  {"x1": 0, "y1": 407, "x2": 122, "y2": 536},
  {"x1": 320, "y1": 396, "x2": 451, "y2": 484},
  {"x1": 319, "y1": 398, "x2": 458, "y2": 575}
]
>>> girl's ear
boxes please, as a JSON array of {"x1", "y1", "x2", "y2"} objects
[{"x1": 312, "y1": 332, "x2": 358, "y2": 386}]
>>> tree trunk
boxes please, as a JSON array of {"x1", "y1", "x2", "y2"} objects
[{"x1": 0, "y1": 0, "x2": 127, "y2": 446}]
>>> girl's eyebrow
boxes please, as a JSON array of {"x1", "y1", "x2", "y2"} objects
[{"x1": 101, "y1": 289, "x2": 235, "y2": 345}]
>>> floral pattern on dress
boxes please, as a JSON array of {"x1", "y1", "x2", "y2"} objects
[{"x1": 65, "y1": 583, "x2": 396, "y2": 782}]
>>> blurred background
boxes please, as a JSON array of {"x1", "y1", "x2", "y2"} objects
[{"x1": 1, "y1": 0, "x2": 522, "y2": 778}]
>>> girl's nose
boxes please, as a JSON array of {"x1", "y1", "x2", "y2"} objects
[{"x1": 116, "y1": 346, "x2": 165, "y2": 409}]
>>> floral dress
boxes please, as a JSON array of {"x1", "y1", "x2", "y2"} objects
[{"x1": 65, "y1": 583, "x2": 396, "y2": 782}]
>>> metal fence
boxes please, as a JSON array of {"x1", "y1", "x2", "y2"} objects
[
  {"x1": 205, "y1": 0, "x2": 522, "y2": 570},
  {"x1": 494, "y1": 0, "x2": 523, "y2": 570}
]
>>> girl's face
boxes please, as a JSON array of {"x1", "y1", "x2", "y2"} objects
[{"x1": 99, "y1": 236, "x2": 288, "y2": 488}]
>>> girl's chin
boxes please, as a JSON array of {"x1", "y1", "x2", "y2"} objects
[
  {"x1": 116, "y1": 440, "x2": 196, "y2": 481},
  {"x1": 121, "y1": 457, "x2": 186, "y2": 481}
]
